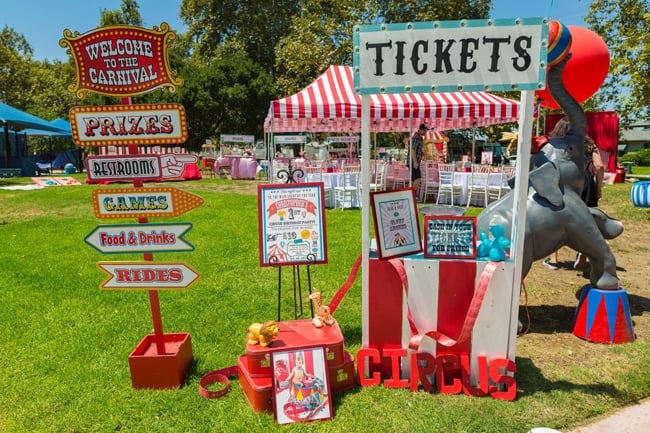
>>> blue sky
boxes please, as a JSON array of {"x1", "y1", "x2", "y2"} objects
[{"x1": 1, "y1": 0, "x2": 591, "y2": 62}]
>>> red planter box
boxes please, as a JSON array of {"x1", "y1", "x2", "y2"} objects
[{"x1": 128, "y1": 332, "x2": 193, "y2": 389}]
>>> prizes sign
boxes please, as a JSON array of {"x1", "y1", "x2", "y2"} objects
[
  {"x1": 353, "y1": 18, "x2": 547, "y2": 94},
  {"x1": 60, "y1": 23, "x2": 183, "y2": 97}
]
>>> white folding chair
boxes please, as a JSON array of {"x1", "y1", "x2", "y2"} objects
[
  {"x1": 369, "y1": 162, "x2": 388, "y2": 192},
  {"x1": 466, "y1": 164, "x2": 490, "y2": 208},
  {"x1": 334, "y1": 164, "x2": 360, "y2": 209},
  {"x1": 435, "y1": 163, "x2": 463, "y2": 205},
  {"x1": 421, "y1": 162, "x2": 439, "y2": 203},
  {"x1": 392, "y1": 165, "x2": 410, "y2": 189},
  {"x1": 488, "y1": 165, "x2": 516, "y2": 203},
  {"x1": 305, "y1": 166, "x2": 333, "y2": 206}
]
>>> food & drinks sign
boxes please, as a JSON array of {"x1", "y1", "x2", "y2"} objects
[{"x1": 60, "y1": 23, "x2": 183, "y2": 97}]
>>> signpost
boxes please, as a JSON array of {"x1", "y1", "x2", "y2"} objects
[
  {"x1": 66, "y1": 22, "x2": 200, "y2": 389},
  {"x1": 91, "y1": 187, "x2": 204, "y2": 219},
  {"x1": 70, "y1": 103, "x2": 188, "y2": 147},
  {"x1": 97, "y1": 262, "x2": 200, "y2": 289},
  {"x1": 85, "y1": 223, "x2": 194, "y2": 254}
]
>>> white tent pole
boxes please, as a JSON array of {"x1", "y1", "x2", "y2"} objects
[
  {"x1": 506, "y1": 90, "x2": 534, "y2": 361},
  {"x1": 408, "y1": 102, "x2": 413, "y2": 187},
  {"x1": 361, "y1": 94, "x2": 371, "y2": 350}
]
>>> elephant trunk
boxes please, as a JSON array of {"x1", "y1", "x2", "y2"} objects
[{"x1": 547, "y1": 55, "x2": 587, "y2": 140}]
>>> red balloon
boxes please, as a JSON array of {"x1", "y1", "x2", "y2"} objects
[{"x1": 536, "y1": 25, "x2": 610, "y2": 110}]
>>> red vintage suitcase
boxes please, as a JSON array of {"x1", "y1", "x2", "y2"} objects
[
  {"x1": 238, "y1": 355, "x2": 273, "y2": 413},
  {"x1": 246, "y1": 319, "x2": 346, "y2": 377},
  {"x1": 328, "y1": 350, "x2": 356, "y2": 393},
  {"x1": 238, "y1": 350, "x2": 357, "y2": 413}
]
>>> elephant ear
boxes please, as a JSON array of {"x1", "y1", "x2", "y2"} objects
[{"x1": 530, "y1": 162, "x2": 564, "y2": 206}]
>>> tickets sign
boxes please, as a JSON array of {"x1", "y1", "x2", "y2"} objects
[
  {"x1": 97, "y1": 261, "x2": 200, "y2": 290},
  {"x1": 70, "y1": 103, "x2": 188, "y2": 147},
  {"x1": 353, "y1": 18, "x2": 546, "y2": 94},
  {"x1": 92, "y1": 187, "x2": 204, "y2": 219},
  {"x1": 85, "y1": 223, "x2": 194, "y2": 254},
  {"x1": 60, "y1": 23, "x2": 183, "y2": 97}
]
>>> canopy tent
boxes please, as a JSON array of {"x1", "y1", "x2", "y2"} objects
[
  {"x1": 1, "y1": 103, "x2": 69, "y2": 168},
  {"x1": 23, "y1": 118, "x2": 72, "y2": 138},
  {"x1": 0, "y1": 103, "x2": 68, "y2": 133},
  {"x1": 264, "y1": 65, "x2": 519, "y2": 133}
]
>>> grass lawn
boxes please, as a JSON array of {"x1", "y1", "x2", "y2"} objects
[{"x1": 1, "y1": 174, "x2": 649, "y2": 432}]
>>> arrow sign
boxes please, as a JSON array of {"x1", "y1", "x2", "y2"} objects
[
  {"x1": 92, "y1": 187, "x2": 204, "y2": 219},
  {"x1": 85, "y1": 223, "x2": 194, "y2": 254},
  {"x1": 97, "y1": 261, "x2": 201, "y2": 290},
  {"x1": 85, "y1": 155, "x2": 162, "y2": 182}
]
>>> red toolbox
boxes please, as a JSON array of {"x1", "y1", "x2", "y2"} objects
[{"x1": 245, "y1": 319, "x2": 346, "y2": 377}]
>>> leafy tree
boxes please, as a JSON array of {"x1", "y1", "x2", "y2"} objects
[
  {"x1": 176, "y1": 53, "x2": 276, "y2": 149},
  {"x1": 100, "y1": 0, "x2": 143, "y2": 26},
  {"x1": 180, "y1": 0, "x2": 299, "y2": 70},
  {"x1": 378, "y1": 0, "x2": 491, "y2": 23},
  {"x1": 274, "y1": 0, "x2": 492, "y2": 96},
  {"x1": 0, "y1": 26, "x2": 34, "y2": 108},
  {"x1": 585, "y1": 0, "x2": 650, "y2": 126}
]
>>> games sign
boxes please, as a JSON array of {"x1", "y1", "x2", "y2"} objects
[{"x1": 60, "y1": 23, "x2": 183, "y2": 97}]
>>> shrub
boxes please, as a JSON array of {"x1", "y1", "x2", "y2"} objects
[{"x1": 619, "y1": 148, "x2": 650, "y2": 166}]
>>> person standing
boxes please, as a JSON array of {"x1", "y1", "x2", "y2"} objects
[
  {"x1": 574, "y1": 135, "x2": 605, "y2": 269},
  {"x1": 409, "y1": 123, "x2": 428, "y2": 195}
]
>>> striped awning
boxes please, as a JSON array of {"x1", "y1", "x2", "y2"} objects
[{"x1": 265, "y1": 65, "x2": 519, "y2": 133}]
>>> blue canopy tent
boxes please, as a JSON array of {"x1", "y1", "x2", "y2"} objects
[{"x1": 0, "y1": 102, "x2": 69, "y2": 174}]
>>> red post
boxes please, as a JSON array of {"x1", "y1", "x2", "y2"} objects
[{"x1": 123, "y1": 96, "x2": 166, "y2": 355}]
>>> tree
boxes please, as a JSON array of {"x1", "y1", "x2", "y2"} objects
[
  {"x1": 176, "y1": 53, "x2": 276, "y2": 149},
  {"x1": 585, "y1": 0, "x2": 650, "y2": 126},
  {"x1": 100, "y1": 0, "x2": 143, "y2": 26},
  {"x1": 0, "y1": 26, "x2": 34, "y2": 108},
  {"x1": 273, "y1": 0, "x2": 492, "y2": 96},
  {"x1": 180, "y1": 0, "x2": 299, "y2": 70}
]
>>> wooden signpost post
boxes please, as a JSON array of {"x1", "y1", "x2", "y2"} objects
[{"x1": 63, "y1": 23, "x2": 201, "y2": 389}]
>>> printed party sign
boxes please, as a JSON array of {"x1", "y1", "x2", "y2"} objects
[
  {"x1": 424, "y1": 215, "x2": 477, "y2": 258},
  {"x1": 257, "y1": 183, "x2": 328, "y2": 267},
  {"x1": 60, "y1": 23, "x2": 183, "y2": 97},
  {"x1": 85, "y1": 223, "x2": 194, "y2": 254},
  {"x1": 92, "y1": 187, "x2": 204, "y2": 219},
  {"x1": 370, "y1": 188, "x2": 422, "y2": 260},
  {"x1": 97, "y1": 261, "x2": 200, "y2": 290}
]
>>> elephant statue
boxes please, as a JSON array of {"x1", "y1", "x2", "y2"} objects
[{"x1": 477, "y1": 55, "x2": 623, "y2": 290}]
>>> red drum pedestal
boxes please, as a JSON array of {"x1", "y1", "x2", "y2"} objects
[{"x1": 572, "y1": 285, "x2": 634, "y2": 344}]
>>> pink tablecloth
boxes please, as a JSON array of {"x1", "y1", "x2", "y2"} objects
[{"x1": 215, "y1": 156, "x2": 259, "y2": 179}]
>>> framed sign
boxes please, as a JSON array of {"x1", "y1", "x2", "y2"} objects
[
  {"x1": 272, "y1": 346, "x2": 332, "y2": 424},
  {"x1": 258, "y1": 183, "x2": 327, "y2": 266},
  {"x1": 424, "y1": 215, "x2": 477, "y2": 259},
  {"x1": 370, "y1": 188, "x2": 422, "y2": 260}
]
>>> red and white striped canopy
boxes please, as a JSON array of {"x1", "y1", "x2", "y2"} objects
[{"x1": 265, "y1": 65, "x2": 519, "y2": 133}]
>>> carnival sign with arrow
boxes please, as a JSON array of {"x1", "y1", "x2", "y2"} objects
[
  {"x1": 97, "y1": 261, "x2": 201, "y2": 290},
  {"x1": 92, "y1": 187, "x2": 204, "y2": 219},
  {"x1": 85, "y1": 223, "x2": 194, "y2": 254}
]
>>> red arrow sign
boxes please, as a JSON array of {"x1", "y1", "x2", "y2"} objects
[
  {"x1": 92, "y1": 187, "x2": 204, "y2": 219},
  {"x1": 97, "y1": 261, "x2": 201, "y2": 290}
]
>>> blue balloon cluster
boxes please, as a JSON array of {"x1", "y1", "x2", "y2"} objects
[{"x1": 477, "y1": 224, "x2": 511, "y2": 261}]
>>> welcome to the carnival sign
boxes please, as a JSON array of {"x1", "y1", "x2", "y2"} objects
[
  {"x1": 60, "y1": 23, "x2": 183, "y2": 97},
  {"x1": 353, "y1": 18, "x2": 547, "y2": 94}
]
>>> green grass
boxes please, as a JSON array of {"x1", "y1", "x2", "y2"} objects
[{"x1": 0, "y1": 175, "x2": 649, "y2": 433}]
